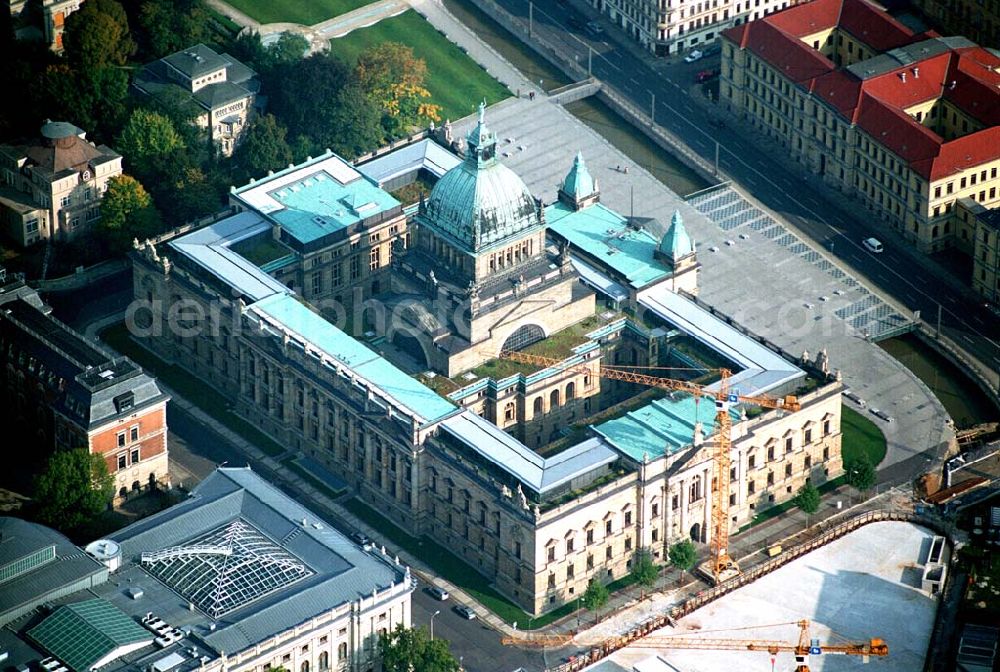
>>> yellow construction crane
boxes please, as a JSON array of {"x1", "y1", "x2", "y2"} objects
[
  {"x1": 626, "y1": 619, "x2": 888, "y2": 671},
  {"x1": 499, "y1": 349, "x2": 801, "y2": 584}
]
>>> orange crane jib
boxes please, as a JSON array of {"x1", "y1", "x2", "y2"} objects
[{"x1": 498, "y1": 349, "x2": 801, "y2": 584}]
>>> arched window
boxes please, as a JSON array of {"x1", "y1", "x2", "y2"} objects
[
  {"x1": 502, "y1": 324, "x2": 545, "y2": 352},
  {"x1": 338, "y1": 642, "x2": 348, "y2": 660},
  {"x1": 550, "y1": 388, "x2": 560, "y2": 408},
  {"x1": 301, "y1": 661, "x2": 309, "y2": 672},
  {"x1": 565, "y1": 382, "x2": 575, "y2": 401},
  {"x1": 318, "y1": 652, "x2": 328, "y2": 671},
  {"x1": 533, "y1": 396, "x2": 544, "y2": 415}
]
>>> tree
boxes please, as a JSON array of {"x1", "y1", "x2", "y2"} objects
[
  {"x1": 100, "y1": 175, "x2": 160, "y2": 250},
  {"x1": 845, "y1": 454, "x2": 877, "y2": 494},
  {"x1": 269, "y1": 53, "x2": 384, "y2": 159},
  {"x1": 668, "y1": 539, "x2": 698, "y2": 585},
  {"x1": 31, "y1": 64, "x2": 129, "y2": 143},
  {"x1": 268, "y1": 32, "x2": 309, "y2": 67},
  {"x1": 62, "y1": 0, "x2": 135, "y2": 70},
  {"x1": 117, "y1": 109, "x2": 185, "y2": 169},
  {"x1": 630, "y1": 549, "x2": 659, "y2": 599},
  {"x1": 355, "y1": 42, "x2": 441, "y2": 138},
  {"x1": 32, "y1": 449, "x2": 114, "y2": 530},
  {"x1": 379, "y1": 624, "x2": 460, "y2": 672},
  {"x1": 233, "y1": 114, "x2": 293, "y2": 180},
  {"x1": 582, "y1": 578, "x2": 609, "y2": 612},
  {"x1": 793, "y1": 482, "x2": 821, "y2": 527},
  {"x1": 135, "y1": 0, "x2": 211, "y2": 59}
]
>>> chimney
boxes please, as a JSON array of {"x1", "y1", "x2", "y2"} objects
[
  {"x1": 900, "y1": 71, "x2": 907, "y2": 83},
  {"x1": 913, "y1": 67, "x2": 919, "y2": 78},
  {"x1": 950, "y1": 80, "x2": 957, "y2": 89}
]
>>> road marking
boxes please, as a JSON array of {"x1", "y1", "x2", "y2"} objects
[
  {"x1": 963, "y1": 334, "x2": 975, "y2": 344},
  {"x1": 973, "y1": 315, "x2": 985, "y2": 326}
]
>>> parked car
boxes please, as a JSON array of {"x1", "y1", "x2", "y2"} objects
[
  {"x1": 862, "y1": 237, "x2": 884, "y2": 253},
  {"x1": 351, "y1": 531, "x2": 371, "y2": 547},
  {"x1": 427, "y1": 586, "x2": 450, "y2": 601},
  {"x1": 869, "y1": 407, "x2": 893, "y2": 422},
  {"x1": 843, "y1": 389, "x2": 866, "y2": 408},
  {"x1": 684, "y1": 50, "x2": 704, "y2": 63},
  {"x1": 696, "y1": 69, "x2": 719, "y2": 82},
  {"x1": 586, "y1": 20, "x2": 604, "y2": 35},
  {"x1": 454, "y1": 605, "x2": 477, "y2": 620}
]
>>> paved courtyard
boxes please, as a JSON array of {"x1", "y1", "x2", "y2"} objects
[
  {"x1": 449, "y1": 94, "x2": 952, "y2": 467},
  {"x1": 582, "y1": 521, "x2": 938, "y2": 672}
]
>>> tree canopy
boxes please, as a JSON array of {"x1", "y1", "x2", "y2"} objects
[
  {"x1": 100, "y1": 175, "x2": 160, "y2": 250},
  {"x1": 117, "y1": 109, "x2": 185, "y2": 167},
  {"x1": 269, "y1": 53, "x2": 383, "y2": 159},
  {"x1": 233, "y1": 113, "x2": 294, "y2": 180},
  {"x1": 582, "y1": 578, "x2": 609, "y2": 611},
  {"x1": 668, "y1": 539, "x2": 698, "y2": 574},
  {"x1": 135, "y1": 0, "x2": 211, "y2": 59},
  {"x1": 793, "y1": 483, "x2": 821, "y2": 516},
  {"x1": 62, "y1": 0, "x2": 135, "y2": 70},
  {"x1": 379, "y1": 624, "x2": 460, "y2": 672},
  {"x1": 355, "y1": 42, "x2": 441, "y2": 138},
  {"x1": 32, "y1": 449, "x2": 114, "y2": 530},
  {"x1": 845, "y1": 454, "x2": 877, "y2": 492},
  {"x1": 630, "y1": 549, "x2": 659, "y2": 597}
]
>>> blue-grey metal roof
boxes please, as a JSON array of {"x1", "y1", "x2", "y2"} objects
[
  {"x1": 356, "y1": 138, "x2": 462, "y2": 186},
  {"x1": 0, "y1": 518, "x2": 107, "y2": 627},
  {"x1": 168, "y1": 211, "x2": 289, "y2": 302},
  {"x1": 246, "y1": 294, "x2": 456, "y2": 424},
  {"x1": 439, "y1": 411, "x2": 617, "y2": 495},
  {"x1": 638, "y1": 285, "x2": 804, "y2": 396},
  {"x1": 108, "y1": 468, "x2": 410, "y2": 656}
]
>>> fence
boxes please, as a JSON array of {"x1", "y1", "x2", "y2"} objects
[{"x1": 545, "y1": 508, "x2": 949, "y2": 672}]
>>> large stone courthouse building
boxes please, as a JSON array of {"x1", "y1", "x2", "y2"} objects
[{"x1": 130, "y1": 108, "x2": 843, "y2": 614}]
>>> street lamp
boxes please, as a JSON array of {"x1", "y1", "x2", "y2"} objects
[{"x1": 430, "y1": 609, "x2": 440, "y2": 640}]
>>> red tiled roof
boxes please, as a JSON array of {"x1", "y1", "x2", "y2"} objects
[
  {"x1": 837, "y1": 0, "x2": 916, "y2": 51},
  {"x1": 742, "y1": 20, "x2": 834, "y2": 84},
  {"x1": 766, "y1": 0, "x2": 842, "y2": 36},
  {"x1": 861, "y1": 51, "x2": 951, "y2": 109},
  {"x1": 944, "y1": 53, "x2": 1000, "y2": 126},
  {"x1": 853, "y1": 93, "x2": 941, "y2": 171},
  {"x1": 932, "y1": 128, "x2": 1000, "y2": 180},
  {"x1": 812, "y1": 70, "x2": 864, "y2": 119}
]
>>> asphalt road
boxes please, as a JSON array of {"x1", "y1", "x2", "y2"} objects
[{"x1": 489, "y1": 0, "x2": 1000, "y2": 379}]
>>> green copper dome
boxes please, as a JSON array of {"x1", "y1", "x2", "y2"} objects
[
  {"x1": 421, "y1": 104, "x2": 539, "y2": 253},
  {"x1": 562, "y1": 152, "x2": 595, "y2": 201},
  {"x1": 659, "y1": 210, "x2": 694, "y2": 263}
]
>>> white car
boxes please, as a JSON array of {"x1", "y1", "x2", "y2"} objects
[
  {"x1": 684, "y1": 50, "x2": 704, "y2": 63},
  {"x1": 862, "y1": 237, "x2": 884, "y2": 253}
]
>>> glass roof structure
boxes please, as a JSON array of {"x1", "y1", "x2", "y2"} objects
[
  {"x1": 141, "y1": 519, "x2": 312, "y2": 618},
  {"x1": 27, "y1": 599, "x2": 152, "y2": 672}
]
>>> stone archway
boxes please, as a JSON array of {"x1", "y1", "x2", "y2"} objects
[{"x1": 690, "y1": 523, "x2": 702, "y2": 543}]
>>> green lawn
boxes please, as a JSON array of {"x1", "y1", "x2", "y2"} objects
[
  {"x1": 327, "y1": 10, "x2": 510, "y2": 122},
  {"x1": 100, "y1": 323, "x2": 284, "y2": 458},
  {"x1": 841, "y1": 406, "x2": 888, "y2": 466},
  {"x1": 224, "y1": 0, "x2": 369, "y2": 25}
]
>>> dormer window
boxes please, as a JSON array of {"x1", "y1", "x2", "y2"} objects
[{"x1": 113, "y1": 391, "x2": 134, "y2": 413}]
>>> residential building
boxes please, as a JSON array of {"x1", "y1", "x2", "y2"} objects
[
  {"x1": 129, "y1": 112, "x2": 843, "y2": 614},
  {"x1": 0, "y1": 120, "x2": 123, "y2": 246},
  {"x1": 589, "y1": 0, "x2": 802, "y2": 56},
  {"x1": 720, "y1": 0, "x2": 1000, "y2": 260},
  {"x1": 0, "y1": 468, "x2": 413, "y2": 672},
  {"x1": 0, "y1": 280, "x2": 169, "y2": 501},
  {"x1": 41, "y1": 0, "x2": 79, "y2": 51},
  {"x1": 974, "y1": 208, "x2": 1000, "y2": 303},
  {"x1": 133, "y1": 44, "x2": 260, "y2": 157}
]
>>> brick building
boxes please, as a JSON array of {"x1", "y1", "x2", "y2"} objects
[
  {"x1": 721, "y1": 0, "x2": 1000, "y2": 265},
  {"x1": 0, "y1": 280, "x2": 169, "y2": 501}
]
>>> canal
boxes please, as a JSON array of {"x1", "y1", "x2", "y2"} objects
[
  {"x1": 879, "y1": 333, "x2": 998, "y2": 428},
  {"x1": 442, "y1": 0, "x2": 709, "y2": 196}
]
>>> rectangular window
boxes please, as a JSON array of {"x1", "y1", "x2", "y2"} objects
[
  {"x1": 606, "y1": 520, "x2": 613, "y2": 535},
  {"x1": 547, "y1": 546, "x2": 555, "y2": 562},
  {"x1": 117, "y1": 454, "x2": 126, "y2": 470},
  {"x1": 117, "y1": 432, "x2": 126, "y2": 447},
  {"x1": 130, "y1": 426, "x2": 139, "y2": 442},
  {"x1": 785, "y1": 437, "x2": 793, "y2": 453},
  {"x1": 131, "y1": 447, "x2": 140, "y2": 464},
  {"x1": 804, "y1": 428, "x2": 812, "y2": 444},
  {"x1": 748, "y1": 454, "x2": 756, "y2": 469},
  {"x1": 586, "y1": 529, "x2": 594, "y2": 544},
  {"x1": 370, "y1": 247, "x2": 381, "y2": 271},
  {"x1": 624, "y1": 511, "x2": 632, "y2": 527}
]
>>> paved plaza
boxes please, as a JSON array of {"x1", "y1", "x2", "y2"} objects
[{"x1": 450, "y1": 95, "x2": 952, "y2": 467}]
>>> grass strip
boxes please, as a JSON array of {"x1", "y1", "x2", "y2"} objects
[{"x1": 99, "y1": 323, "x2": 283, "y2": 457}]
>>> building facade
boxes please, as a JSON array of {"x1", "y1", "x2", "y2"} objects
[
  {"x1": 0, "y1": 121, "x2": 123, "y2": 246},
  {"x1": 720, "y1": 0, "x2": 1000, "y2": 259},
  {"x1": 588, "y1": 0, "x2": 802, "y2": 55},
  {"x1": 0, "y1": 280, "x2": 169, "y2": 501},
  {"x1": 974, "y1": 208, "x2": 1000, "y2": 303},
  {"x1": 41, "y1": 0, "x2": 79, "y2": 51},
  {"x1": 133, "y1": 44, "x2": 260, "y2": 157},
  {"x1": 907, "y1": 0, "x2": 1000, "y2": 59}
]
